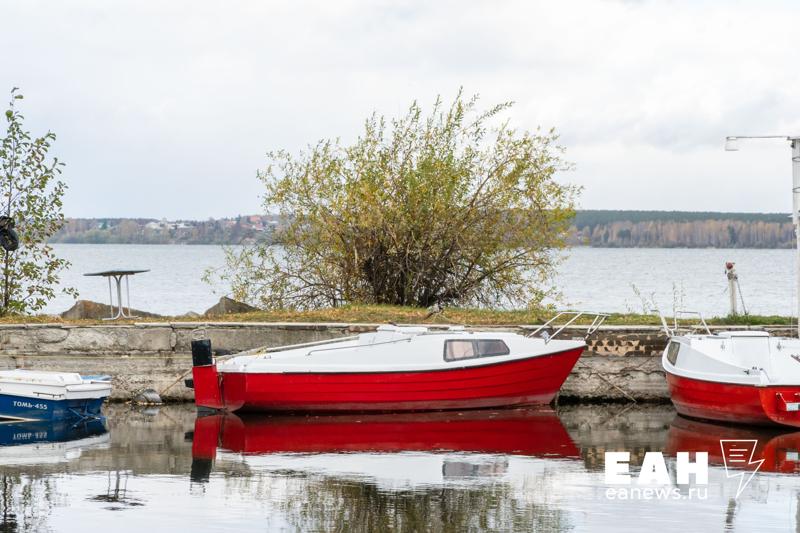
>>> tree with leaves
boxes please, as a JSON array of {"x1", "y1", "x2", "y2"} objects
[
  {"x1": 213, "y1": 91, "x2": 578, "y2": 310},
  {"x1": 0, "y1": 88, "x2": 75, "y2": 315}
]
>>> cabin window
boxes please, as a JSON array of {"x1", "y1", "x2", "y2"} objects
[
  {"x1": 666, "y1": 341, "x2": 681, "y2": 366},
  {"x1": 444, "y1": 340, "x2": 475, "y2": 361},
  {"x1": 476, "y1": 340, "x2": 511, "y2": 357},
  {"x1": 444, "y1": 339, "x2": 510, "y2": 361}
]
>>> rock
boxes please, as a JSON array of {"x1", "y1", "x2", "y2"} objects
[
  {"x1": 60, "y1": 300, "x2": 161, "y2": 320},
  {"x1": 203, "y1": 296, "x2": 258, "y2": 317},
  {"x1": 179, "y1": 311, "x2": 201, "y2": 319}
]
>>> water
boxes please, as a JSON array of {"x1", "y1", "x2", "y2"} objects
[
  {"x1": 2, "y1": 404, "x2": 799, "y2": 532},
  {"x1": 43, "y1": 245, "x2": 797, "y2": 318},
  {"x1": 46, "y1": 244, "x2": 233, "y2": 316},
  {"x1": 555, "y1": 247, "x2": 796, "y2": 318}
]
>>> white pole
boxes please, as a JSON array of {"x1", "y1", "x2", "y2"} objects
[
  {"x1": 792, "y1": 139, "x2": 800, "y2": 338},
  {"x1": 726, "y1": 136, "x2": 800, "y2": 333},
  {"x1": 726, "y1": 263, "x2": 738, "y2": 316}
]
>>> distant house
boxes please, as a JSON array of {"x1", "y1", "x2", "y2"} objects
[{"x1": 145, "y1": 219, "x2": 192, "y2": 231}]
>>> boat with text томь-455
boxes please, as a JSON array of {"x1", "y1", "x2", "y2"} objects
[
  {"x1": 0, "y1": 370, "x2": 112, "y2": 421},
  {"x1": 188, "y1": 312, "x2": 606, "y2": 414}
]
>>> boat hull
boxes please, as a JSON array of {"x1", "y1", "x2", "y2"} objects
[
  {"x1": 0, "y1": 394, "x2": 106, "y2": 421},
  {"x1": 666, "y1": 372, "x2": 800, "y2": 428},
  {"x1": 195, "y1": 347, "x2": 584, "y2": 413}
]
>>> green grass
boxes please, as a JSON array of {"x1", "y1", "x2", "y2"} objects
[{"x1": 0, "y1": 304, "x2": 795, "y2": 327}]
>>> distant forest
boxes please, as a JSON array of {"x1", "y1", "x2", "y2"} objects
[
  {"x1": 570, "y1": 210, "x2": 793, "y2": 248},
  {"x1": 49, "y1": 211, "x2": 795, "y2": 248}
]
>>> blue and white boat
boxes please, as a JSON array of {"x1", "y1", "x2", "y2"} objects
[{"x1": 0, "y1": 370, "x2": 112, "y2": 421}]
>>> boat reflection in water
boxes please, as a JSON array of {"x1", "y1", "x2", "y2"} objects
[
  {"x1": 666, "y1": 415, "x2": 800, "y2": 474},
  {"x1": 0, "y1": 417, "x2": 109, "y2": 465},
  {"x1": 190, "y1": 407, "x2": 580, "y2": 484}
]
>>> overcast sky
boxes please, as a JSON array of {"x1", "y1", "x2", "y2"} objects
[{"x1": 1, "y1": 0, "x2": 799, "y2": 219}]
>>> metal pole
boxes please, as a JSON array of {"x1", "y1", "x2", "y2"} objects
[
  {"x1": 725, "y1": 262, "x2": 738, "y2": 316},
  {"x1": 115, "y1": 275, "x2": 123, "y2": 319},
  {"x1": 792, "y1": 139, "x2": 800, "y2": 338},
  {"x1": 125, "y1": 275, "x2": 131, "y2": 317},
  {"x1": 107, "y1": 277, "x2": 113, "y2": 319},
  {"x1": 726, "y1": 136, "x2": 800, "y2": 332}
]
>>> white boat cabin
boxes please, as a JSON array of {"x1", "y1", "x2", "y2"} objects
[
  {"x1": 218, "y1": 325, "x2": 586, "y2": 374},
  {"x1": 664, "y1": 330, "x2": 800, "y2": 386}
]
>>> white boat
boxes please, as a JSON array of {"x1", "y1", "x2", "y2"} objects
[
  {"x1": 661, "y1": 137, "x2": 800, "y2": 428},
  {"x1": 0, "y1": 370, "x2": 112, "y2": 421}
]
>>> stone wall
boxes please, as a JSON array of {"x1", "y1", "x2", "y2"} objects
[
  {"x1": 0, "y1": 322, "x2": 357, "y2": 402},
  {"x1": 0, "y1": 322, "x2": 791, "y2": 402}
]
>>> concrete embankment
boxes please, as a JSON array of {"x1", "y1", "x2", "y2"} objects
[{"x1": 0, "y1": 322, "x2": 792, "y2": 402}]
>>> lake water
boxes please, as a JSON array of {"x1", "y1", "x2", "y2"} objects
[
  {"x1": 44, "y1": 244, "x2": 798, "y2": 318},
  {"x1": 2, "y1": 404, "x2": 799, "y2": 532}
]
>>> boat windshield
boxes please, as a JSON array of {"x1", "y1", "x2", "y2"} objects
[
  {"x1": 666, "y1": 341, "x2": 681, "y2": 365},
  {"x1": 444, "y1": 339, "x2": 510, "y2": 362}
]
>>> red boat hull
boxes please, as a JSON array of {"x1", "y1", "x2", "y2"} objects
[
  {"x1": 194, "y1": 347, "x2": 584, "y2": 413},
  {"x1": 666, "y1": 372, "x2": 800, "y2": 428}
]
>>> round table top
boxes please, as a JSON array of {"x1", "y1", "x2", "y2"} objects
[{"x1": 84, "y1": 269, "x2": 150, "y2": 277}]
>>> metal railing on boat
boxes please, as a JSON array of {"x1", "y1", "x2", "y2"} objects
[
  {"x1": 658, "y1": 310, "x2": 711, "y2": 338},
  {"x1": 526, "y1": 311, "x2": 609, "y2": 343}
]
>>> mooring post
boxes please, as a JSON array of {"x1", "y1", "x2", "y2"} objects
[{"x1": 725, "y1": 262, "x2": 738, "y2": 316}]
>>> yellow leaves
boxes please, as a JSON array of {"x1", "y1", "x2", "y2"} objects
[{"x1": 229, "y1": 92, "x2": 578, "y2": 309}]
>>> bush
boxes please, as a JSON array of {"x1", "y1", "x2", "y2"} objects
[{"x1": 215, "y1": 91, "x2": 578, "y2": 309}]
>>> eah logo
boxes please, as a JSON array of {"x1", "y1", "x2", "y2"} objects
[
  {"x1": 604, "y1": 451, "x2": 708, "y2": 500},
  {"x1": 720, "y1": 440, "x2": 763, "y2": 498},
  {"x1": 604, "y1": 440, "x2": 763, "y2": 500},
  {"x1": 605, "y1": 451, "x2": 708, "y2": 485}
]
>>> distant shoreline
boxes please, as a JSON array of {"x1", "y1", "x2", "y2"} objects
[
  {"x1": 46, "y1": 242, "x2": 795, "y2": 250},
  {"x1": 50, "y1": 210, "x2": 794, "y2": 248}
]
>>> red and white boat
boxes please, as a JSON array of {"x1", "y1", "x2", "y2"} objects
[
  {"x1": 662, "y1": 136, "x2": 800, "y2": 428},
  {"x1": 191, "y1": 313, "x2": 604, "y2": 413},
  {"x1": 662, "y1": 314, "x2": 800, "y2": 428}
]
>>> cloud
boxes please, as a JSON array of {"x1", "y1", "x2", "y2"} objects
[{"x1": 0, "y1": 0, "x2": 797, "y2": 217}]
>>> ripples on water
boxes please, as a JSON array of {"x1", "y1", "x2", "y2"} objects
[
  {"x1": 1, "y1": 405, "x2": 799, "y2": 532},
  {"x1": 46, "y1": 245, "x2": 797, "y2": 318}
]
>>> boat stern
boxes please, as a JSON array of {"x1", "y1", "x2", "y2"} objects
[
  {"x1": 191, "y1": 340, "x2": 225, "y2": 410},
  {"x1": 760, "y1": 387, "x2": 800, "y2": 427}
]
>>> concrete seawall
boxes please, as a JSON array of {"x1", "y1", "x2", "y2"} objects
[{"x1": 0, "y1": 322, "x2": 792, "y2": 402}]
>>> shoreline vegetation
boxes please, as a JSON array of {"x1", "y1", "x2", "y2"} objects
[
  {"x1": 1, "y1": 304, "x2": 795, "y2": 327},
  {"x1": 50, "y1": 210, "x2": 795, "y2": 248}
]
